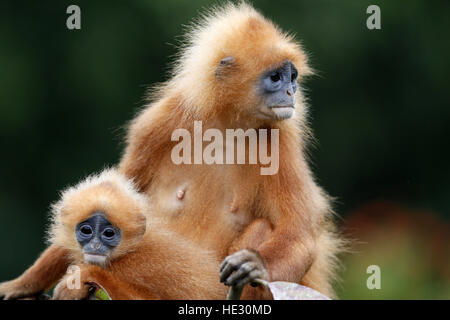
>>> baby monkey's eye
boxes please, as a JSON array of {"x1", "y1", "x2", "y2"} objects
[
  {"x1": 103, "y1": 228, "x2": 115, "y2": 238},
  {"x1": 270, "y1": 73, "x2": 281, "y2": 83},
  {"x1": 291, "y1": 72, "x2": 298, "y2": 82},
  {"x1": 80, "y1": 225, "x2": 92, "y2": 235}
]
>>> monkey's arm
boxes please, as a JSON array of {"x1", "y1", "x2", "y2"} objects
[
  {"x1": 53, "y1": 264, "x2": 158, "y2": 300},
  {"x1": 257, "y1": 229, "x2": 315, "y2": 282},
  {"x1": 0, "y1": 245, "x2": 72, "y2": 299},
  {"x1": 222, "y1": 219, "x2": 274, "y2": 299},
  {"x1": 222, "y1": 199, "x2": 317, "y2": 299},
  {"x1": 231, "y1": 153, "x2": 323, "y2": 299},
  {"x1": 119, "y1": 97, "x2": 183, "y2": 191}
]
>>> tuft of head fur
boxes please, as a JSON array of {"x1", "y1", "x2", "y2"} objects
[
  {"x1": 47, "y1": 168, "x2": 149, "y2": 263},
  {"x1": 155, "y1": 2, "x2": 312, "y2": 123}
]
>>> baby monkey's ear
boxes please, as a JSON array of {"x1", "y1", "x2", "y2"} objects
[{"x1": 215, "y1": 56, "x2": 236, "y2": 79}]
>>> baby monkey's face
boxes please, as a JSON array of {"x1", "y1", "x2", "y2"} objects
[{"x1": 75, "y1": 212, "x2": 121, "y2": 266}]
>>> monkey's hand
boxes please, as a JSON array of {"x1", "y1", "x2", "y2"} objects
[
  {"x1": 53, "y1": 276, "x2": 92, "y2": 300},
  {"x1": 220, "y1": 249, "x2": 270, "y2": 288},
  {"x1": 53, "y1": 265, "x2": 117, "y2": 300},
  {"x1": 0, "y1": 279, "x2": 44, "y2": 300}
]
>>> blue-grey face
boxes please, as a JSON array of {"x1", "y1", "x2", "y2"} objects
[
  {"x1": 75, "y1": 212, "x2": 121, "y2": 266},
  {"x1": 257, "y1": 60, "x2": 298, "y2": 120}
]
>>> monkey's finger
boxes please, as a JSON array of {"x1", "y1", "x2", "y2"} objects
[
  {"x1": 220, "y1": 250, "x2": 254, "y2": 273},
  {"x1": 220, "y1": 255, "x2": 241, "y2": 274},
  {"x1": 219, "y1": 254, "x2": 236, "y2": 272},
  {"x1": 219, "y1": 258, "x2": 229, "y2": 273},
  {"x1": 224, "y1": 262, "x2": 257, "y2": 286},
  {"x1": 220, "y1": 260, "x2": 241, "y2": 283},
  {"x1": 220, "y1": 263, "x2": 236, "y2": 283},
  {"x1": 235, "y1": 270, "x2": 263, "y2": 288}
]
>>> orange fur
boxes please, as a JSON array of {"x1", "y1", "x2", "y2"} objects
[
  {"x1": 0, "y1": 3, "x2": 344, "y2": 300},
  {"x1": 50, "y1": 169, "x2": 227, "y2": 300},
  {"x1": 119, "y1": 3, "x2": 343, "y2": 298},
  {"x1": 0, "y1": 246, "x2": 71, "y2": 300},
  {"x1": 48, "y1": 169, "x2": 148, "y2": 263}
]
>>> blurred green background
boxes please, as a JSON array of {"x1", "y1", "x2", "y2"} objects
[{"x1": 0, "y1": 0, "x2": 448, "y2": 299}]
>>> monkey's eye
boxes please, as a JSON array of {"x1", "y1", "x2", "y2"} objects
[
  {"x1": 270, "y1": 73, "x2": 281, "y2": 83},
  {"x1": 291, "y1": 71, "x2": 298, "y2": 82},
  {"x1": 80, "y1": 225, "x2": 92, "y2": 235},
  {"x1": 103, "y1": 228, "x2": 116, "y2": 239}
]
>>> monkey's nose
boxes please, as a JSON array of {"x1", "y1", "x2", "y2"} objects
[{"x1": 90, "y1": 240, "x2": 102, "y2": 250}]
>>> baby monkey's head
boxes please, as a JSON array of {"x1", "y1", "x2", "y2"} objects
[{"x1": 48, "y1": 169, "x2": 148, "y2": 267}]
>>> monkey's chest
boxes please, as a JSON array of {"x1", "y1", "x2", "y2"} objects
[{"x1": 148, "y1": 163, "x2": 257, "y2": 248}]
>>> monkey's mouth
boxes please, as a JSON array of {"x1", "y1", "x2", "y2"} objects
[
  {"x1": 270, "y1": 105, "x2": 294, "y2": 109},
  {"x1": 269, "y1": 105, "x2": 295, "y2": 120},
  {"x1": 84, "y1": 253, "x2": 108, "y2": 265}
]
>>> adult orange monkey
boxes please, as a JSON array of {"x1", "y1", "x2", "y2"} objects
[{"x1": 0, "y1": 3, "x2": 343, "y2": 300}]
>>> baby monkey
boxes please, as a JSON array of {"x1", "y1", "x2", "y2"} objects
[{"x1": 48, "y1": 169, "x2": 228, "y2": 299}]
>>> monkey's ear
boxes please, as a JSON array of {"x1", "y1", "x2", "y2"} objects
[
  {"x1": 219, "y1": 56, "x2": 235, "y2": 66},
  {"x1": 215, "y1": 56, "x2": 236, "y2": 79},
  {"x1": 134, "y1": 212, "x2": 147, "y2": 240}
]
